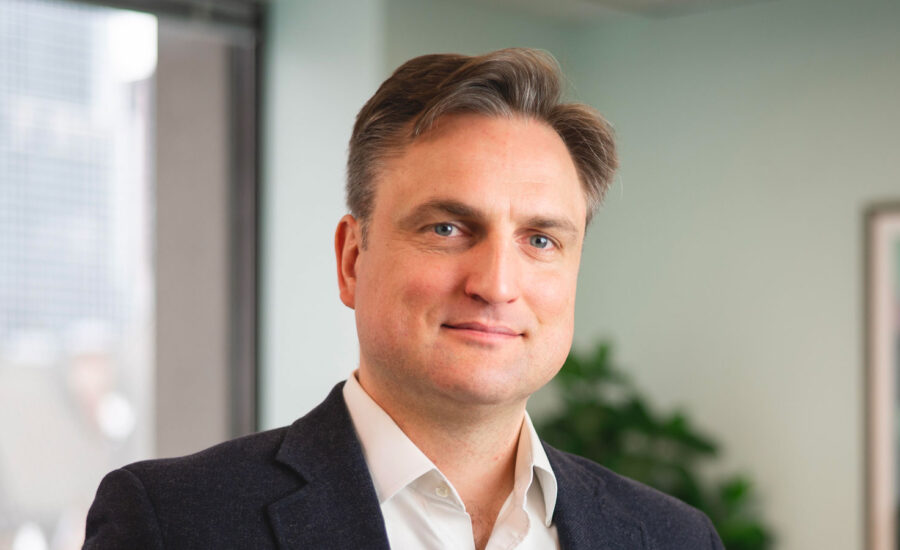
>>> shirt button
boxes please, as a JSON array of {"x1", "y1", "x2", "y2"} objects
[{"x1": 435, "y1": 484, "x2": 450, "y2": 498}]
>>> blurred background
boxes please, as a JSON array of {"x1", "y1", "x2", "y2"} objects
[{"x1": 1, "y1": 0, "x2": 899, "y2": 548}]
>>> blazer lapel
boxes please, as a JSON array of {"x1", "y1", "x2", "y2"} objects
[
  {"x1": 545, "y1": 445, "x2": 647, "y2": 550},
  {"x1": 267, "y1": 384, "x2": 390, "y2": 550}
]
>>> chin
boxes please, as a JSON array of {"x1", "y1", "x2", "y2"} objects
[{"x1": 429, "y1": 363, "x2": 544, "y2": 407}]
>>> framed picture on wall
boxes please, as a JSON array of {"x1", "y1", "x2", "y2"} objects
[{"x1": 866, "y1": 202, "x2": 900, "y2": 550}]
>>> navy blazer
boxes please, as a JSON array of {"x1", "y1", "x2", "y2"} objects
[{"x1": 84, "y1": 383, "x2": 724, "y2": 549}]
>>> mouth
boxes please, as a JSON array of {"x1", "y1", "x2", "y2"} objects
[{"x1": 441, "y1": 322, "x2": 523, "y2": 338}]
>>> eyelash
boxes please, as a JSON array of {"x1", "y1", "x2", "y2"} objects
[
  {"x1": 528, "y1": 234, "x2": 556, "y2": 250},
  {"x1": 428, "y1": 223, "x2": 559, "y2": 251}
]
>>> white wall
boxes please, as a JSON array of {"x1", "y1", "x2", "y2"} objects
[
  {"x1": 382, "y1": 0, "x2": 570, "y2": 71},
  {"x1": 568, "y1": 1, "x2": 900, "y2": 548},
  {"x1": 260, "y1": 0, "x2": 385, "y2": 428}
]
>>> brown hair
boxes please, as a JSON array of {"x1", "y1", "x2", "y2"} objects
[{"x1": 346, "y1": 48, "x2": 617, "y2": 241}]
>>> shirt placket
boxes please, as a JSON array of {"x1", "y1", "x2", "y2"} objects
[{"x1": 415, "y1": 472, "x2": 476, "y2": 550}]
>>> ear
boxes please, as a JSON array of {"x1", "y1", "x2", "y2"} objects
[{"x1": 335, "y1": 214, "x2": 362, "y2": 309}]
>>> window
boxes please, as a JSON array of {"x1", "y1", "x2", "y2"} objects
[
  {"x1": 0, "y1": 1, "x2": 260, "y2": 547},
  {"x1": 0, "y1": 1, "x2": 155, "y2": 547}
]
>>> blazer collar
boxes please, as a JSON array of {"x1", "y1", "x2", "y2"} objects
[
  {"x1": 264, "y1": 383, "x2": 645, "y2": 550},
  {"x1": 266, "y1": 383, "x2": 391, "y2": 550},
  {"x1": 544, "y1": 444, "x2": 648, "y2": 550}
]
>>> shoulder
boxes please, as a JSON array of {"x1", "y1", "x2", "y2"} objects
[
  {"x1": 546, "y1": 446, "x2": 723, "y2": 549},
  {"x1": 85, "y1": 427, "x2": 297, "y2": 548},
  {"x1": 550, "y1": 447, "x2": 704, "y2": 520},
  {"x1": 86, "y1": 424, "x2": 329, "y2": 549},
  {"x1": 120, "y1": 382, "x2": 352, "y2": 494},
  {"x1": 123, "y1": 425, "x2": 291, "y2": 485},
  {"x1": 85, "y1": 384, "x2": 369, "y2": 548},
  {"x1": 99, "y1": 425, "x2": 301, "y2": 522}
]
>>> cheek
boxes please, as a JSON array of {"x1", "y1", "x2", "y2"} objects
[
  {"x1": 396, "y1": 260, "x2": 460, "y2": 315},
  {"x1": 360, "y1": 253, "x2": 460, "y2": 326},
  {"x1": 526, "y1": 267, "x2": 578, "y2": 364},
  {"x1": 527, "y1": 266, "x2": 578, "y2": 323}
]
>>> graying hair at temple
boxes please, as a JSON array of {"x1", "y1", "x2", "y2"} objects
[{"x1": 346, "y1": 47, "x2": 618, "y2": 244}]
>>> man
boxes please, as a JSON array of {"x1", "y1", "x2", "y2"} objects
[{"x1": 84, "y1": 48, "x2": 724, "y2": 549}]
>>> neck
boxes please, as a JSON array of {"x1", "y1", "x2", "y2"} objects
[
  {"x1": 356, "y1": 368, "x2": 526, "y2": 527},
  {"x1": 404, "y1": 405, "x2": 523, "y2": 504}
]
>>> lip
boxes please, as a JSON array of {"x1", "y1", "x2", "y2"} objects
[{"x1": 441, "y1": 322, "x2": 523, "y2": 338}]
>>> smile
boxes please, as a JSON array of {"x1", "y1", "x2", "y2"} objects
[{"x1": 441, "y1": 322, "x2": 523, "y2": 339}]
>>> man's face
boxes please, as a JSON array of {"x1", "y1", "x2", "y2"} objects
[{"x1": 336, "y1": 113, "x2": 586, "y2": 413}]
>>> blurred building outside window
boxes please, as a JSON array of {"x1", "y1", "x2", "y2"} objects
[{"x1": 0, "y1": 1, "x2": 156, "y2": 548}]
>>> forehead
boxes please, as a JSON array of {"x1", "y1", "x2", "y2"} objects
[{"x1": 376, "y1": 114, "x2": 586, "y2": 225}]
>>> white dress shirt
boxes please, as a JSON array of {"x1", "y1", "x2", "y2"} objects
[{"x1": 343, "y1": 374, "x2": 560, "y2": 550}]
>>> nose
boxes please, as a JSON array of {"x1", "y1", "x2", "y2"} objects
[{"x1": 463, "y1": 235, "x2": 520, "y2": 305}]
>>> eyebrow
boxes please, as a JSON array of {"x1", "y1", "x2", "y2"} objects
[
  {"x1": 397, "y1": 198, "x2": 581, "y2": 238},
  {"x1": 525, "y1": 215, "x2": 581, "y2": 238},
  {"x1": 398, "y1": 199, "x2": 480, "y2": 226}
]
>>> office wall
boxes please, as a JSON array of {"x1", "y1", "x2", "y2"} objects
[
  {"x1": 568, "y1": 1, "x2": 900, "y2": 548},
  {"x1": 260, "y1": 0, "x2": 386, "y2": 428},
  {"x1": 382, "y1": 0, "x2": 570, "y2": 72}
]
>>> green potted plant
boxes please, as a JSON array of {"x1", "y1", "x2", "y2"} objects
[{"x1": 537, "y1": 344, "x2": 773, "y2": 550}]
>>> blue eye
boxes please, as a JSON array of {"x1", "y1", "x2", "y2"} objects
[
  {"x1": 529, "y1": 234, "x2": 551, "y2": 249},
  {"x1": 433, "y1": 223, "x2": 455, "y2": 236}
]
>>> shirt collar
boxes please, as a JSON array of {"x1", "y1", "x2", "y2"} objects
[
  {"x1": 519, "y1": 410, "x2": 558, "y2": 525},
  {"x1": 343, "y1": 372, "x2": 558, "y2": 523},
  {"x1": 343, "y1": 373, "x2": 437, "y2": 503}
]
